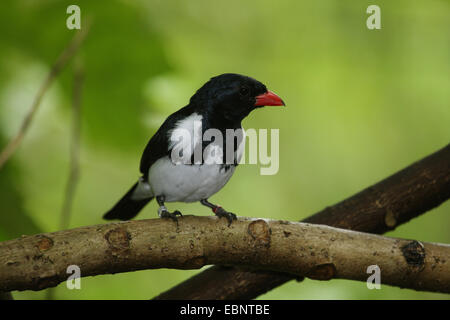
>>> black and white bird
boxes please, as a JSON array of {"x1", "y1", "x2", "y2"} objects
[{"x1": 103, "y1": 73, "x2": 284, "y2": 225}]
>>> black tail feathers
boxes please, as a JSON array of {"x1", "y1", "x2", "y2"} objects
[{"x1": 103, "y1": 182, "x2": 153, "y2": 221}]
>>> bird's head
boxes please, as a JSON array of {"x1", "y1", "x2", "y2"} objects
[{"x1": 190, "y1": 73, "x2": 285, "y2": 124}]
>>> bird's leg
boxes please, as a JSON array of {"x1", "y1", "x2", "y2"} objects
[
  {"x1": 156, "y1": 195, "x2": 182, "y2": 223},
  {"x1": 200, "y1": 199, "x2": 237, "y2": 226}
]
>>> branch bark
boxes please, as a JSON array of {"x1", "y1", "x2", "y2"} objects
[
  {"x1": 0, "y1": 216, "x2": 449, "y2": 294},
  {"x1": 155, "y1": 144, "x2": 450, "y2": 299}
]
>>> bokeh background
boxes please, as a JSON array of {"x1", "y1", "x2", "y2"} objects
[{"x1": 0, "y1": 0, "x2": 449, "y2": 299}]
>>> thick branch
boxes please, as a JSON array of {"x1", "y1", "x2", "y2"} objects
[
  {"x1": 0, "y1": 216, "x2": 449, "y2": 293},
  {"x1": 156, "y1": 144, "x2": 450, "y2": 299}
]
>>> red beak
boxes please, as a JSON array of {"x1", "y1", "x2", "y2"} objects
[{"x1": 255, "y1": 90, "x2": 285, "y2": 107}]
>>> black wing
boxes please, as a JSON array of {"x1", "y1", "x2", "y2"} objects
[
  {"x1": 139, "y1": 104, "x2": 196, "y2": 180},
  {"x1": 139, "y1": 124, "x2": 170, "y2": 181}
]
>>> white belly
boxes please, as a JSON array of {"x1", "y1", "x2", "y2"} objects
[{"x1": 148, "y1": 157, "x2": 236, "y2": 202}]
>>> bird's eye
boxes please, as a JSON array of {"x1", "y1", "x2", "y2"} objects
[{"x1": 239, "y1": 86, "x2": 249, "y2": 96}]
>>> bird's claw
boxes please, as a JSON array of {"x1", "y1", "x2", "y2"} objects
[
  {"x1": 160, "y1": 210, "x2": 183, "y2": 224},
  {"x1": 214, "y1": 207, "x2": 237, "y2": 226}
]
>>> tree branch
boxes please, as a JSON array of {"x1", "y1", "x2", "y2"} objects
[
  {"x1": 0, "y1": 216, "x2": 449, "y2": 294},
  {"x1": 155, "y1": 143, "x2": 450, "y2": 299},
  {"x1": 45, "y1": 58, "x2": 85, "y2": 300},
  {"x1": 59, "y1": 58, "x2": 84, "y2": 230},
  {"x1": 0, "y1": 24, "x2": 90, "y2": 170}
]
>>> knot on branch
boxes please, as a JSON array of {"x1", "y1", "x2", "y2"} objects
[
  {"x1": 36, "y1": 236, "x2": 54, "y2": 252},
  {"x1": 105, "y1": 227, "x2": 131, "y2": 258},
  {"x1": 247, "y1": 220, "x2": 271, "y2": 248},
  {"x1": 384, "y1": 209, "x2": 397, "y2": 228},
  {"x1": 401, "y1": 240, "x2": 426, "y2": 271},
  {"x1": 306, "y1": 263, "x2": 336, "y2": 280}
]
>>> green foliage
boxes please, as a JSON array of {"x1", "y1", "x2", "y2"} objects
[
  {"x1": 0, "y1": 138, "x2": 42, "y2": 240},
  {"x1": 0, "y1": 0, "x2": 170, "y2": 150}
]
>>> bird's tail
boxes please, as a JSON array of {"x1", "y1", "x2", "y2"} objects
[{"x1": 103, "y1": 182, "x2": 153, "y2": 220}]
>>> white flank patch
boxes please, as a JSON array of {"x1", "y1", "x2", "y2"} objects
[{"x1": 168, "y1": 113, "x2": 203, "y2": 164}]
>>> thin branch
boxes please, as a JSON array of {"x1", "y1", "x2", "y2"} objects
[
  {"x1": 59, "y1": 58, "x2": 84, "y2": 230},
  {"x1": 45, "y1": 59, "x2": 85, "y2": 301},
  {"x1": 155, "y1": 143, "x2": 450, "y2": 299},
  {"x1": 0, "y1": 216, "x2": 449, "y2": 293},
  {"x1": 0, "y1": 25, "x2": 90, "y2": 170}
]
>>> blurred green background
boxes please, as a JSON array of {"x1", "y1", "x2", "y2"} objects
[{"x1": 0, "y1": 0, "x2": 449, "y2": 299}]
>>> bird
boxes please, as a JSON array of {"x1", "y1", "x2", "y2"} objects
[{"x1": 103, "y1": 73, "x2": 285, "y2": 225}]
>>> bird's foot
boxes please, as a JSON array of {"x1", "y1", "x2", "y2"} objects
[
  {"x1": 214, "y1": 207, "x2": 237, "y2": 226},
  {"x1": 158, "y1": 206, "x2": 183, "y2": 224}
]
